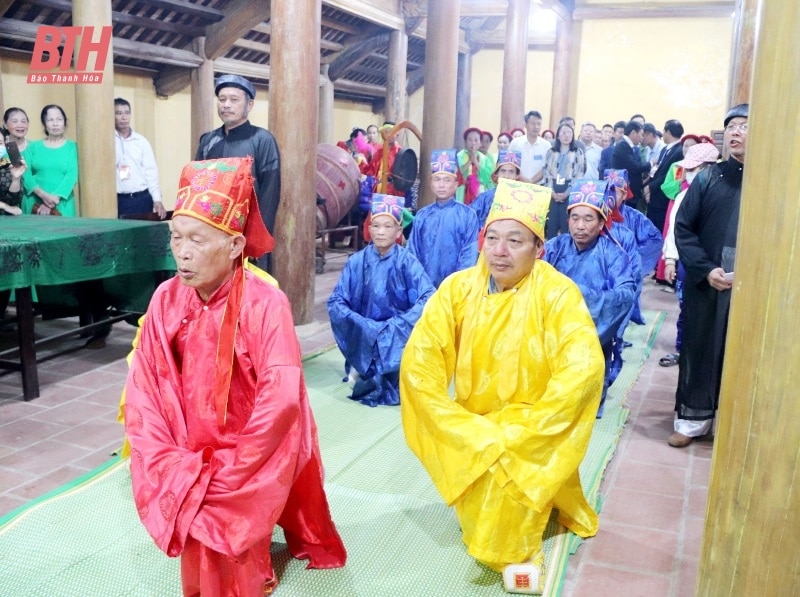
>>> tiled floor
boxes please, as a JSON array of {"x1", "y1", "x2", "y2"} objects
[{"x1": 0, "y1": 253, "x2": 709, "y2": 596}]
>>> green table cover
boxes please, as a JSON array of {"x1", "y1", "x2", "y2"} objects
[{"x1": 0, "y1": 216, "x2": 175, "y2": 312}]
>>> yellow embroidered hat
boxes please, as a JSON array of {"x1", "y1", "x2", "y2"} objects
[
  {"x1": 174, "y1": 157, "x2": 274, "y2": 258},
  {"x1": 485, "y1": 178, "x2": 551, "y2": 242}
]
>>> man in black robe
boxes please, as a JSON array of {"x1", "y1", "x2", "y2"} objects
[
  {"x1": 670, "y1": 103, "x2": 748, "y2": 448},
  {"x1": 196, "y1": 74, "x2": 281, "y2": 273}
]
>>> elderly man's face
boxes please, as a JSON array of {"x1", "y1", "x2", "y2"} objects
[
  {"x1": 725, "y1": 117, "x2": 748, "y2": 162},
  {"x1": 369, "y1": 214, "x2": 402, "y2": 255},
  {"x1": 568, "y1": 205, "x2": 605, "y2": 251},
  {"x1": 483, "y1": 219, "x2": 542, "y2": 291},
  {"x1": 217, "y1": 87, "x2": 253, "y2": 130},
  {"x1": 170, "y1": 216, "x2": 244, "y2": 301}
]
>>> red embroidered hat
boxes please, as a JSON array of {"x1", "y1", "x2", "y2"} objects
[{"x1": 174, "y1": 157, "x2": 274, "y2": 258}]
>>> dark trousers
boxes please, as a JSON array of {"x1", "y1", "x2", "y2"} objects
[
  {"x1": 117, "y1": 190, "x2": 154, "y2": 217},
  {"x1": 545, "y1": 198, "x2": 569, "y2": 240}
]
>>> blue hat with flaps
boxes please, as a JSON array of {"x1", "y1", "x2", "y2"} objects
[
  {"x1": 567, "y1": 179, "x2": 610, "y2": 220},
  {"x1": 431, "y1": 149, "x2": 458, "y2": 176}
]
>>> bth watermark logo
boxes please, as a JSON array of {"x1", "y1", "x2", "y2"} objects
[{"x1": 28, "y1": 25, "x2": 112, "y2": 84}]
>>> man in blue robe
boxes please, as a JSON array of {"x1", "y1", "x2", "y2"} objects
[
  {"x1": 603, "y1": 169, "x2": 663, "y2": 276},
  {"x1": 544, "y1": 179, "x2": 636, "y2": 417},
  {"x1": 469, "y1": 149, "x2": 522, "y2": 229},
  {"x1": 407, "y1": 149, "x2": 480, "y2": 287},
  {"x1": 327, "y1": 194, "x2": 435, "y2": 407},
  {"x1": 603, "y1": 170, "x2": 646, "y2": 329}
]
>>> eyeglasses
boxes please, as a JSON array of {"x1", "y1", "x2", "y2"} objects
[{"x1": 724, "y1": 123, "x2": 748, "y2": 133}]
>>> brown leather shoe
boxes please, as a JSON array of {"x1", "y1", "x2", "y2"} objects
[{"x1": 668, "y1": 432, "x2": 693, "y2": 448}]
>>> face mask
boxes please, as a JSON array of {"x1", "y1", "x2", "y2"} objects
[
  {"x1": 685, "y1": 170, "x2": 698, "y2": 183},
  {"x1": 0, "y1": 147, "x2": 7, "y2": 160}
]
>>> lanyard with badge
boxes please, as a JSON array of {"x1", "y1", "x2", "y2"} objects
[{"x1": 117, "y1": 135, "x2": 131, "y2": 180}]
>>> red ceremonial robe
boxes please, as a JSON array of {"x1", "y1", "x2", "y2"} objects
[{"x1": 124, "y1": 271, "x2": 346, "y2": 597}]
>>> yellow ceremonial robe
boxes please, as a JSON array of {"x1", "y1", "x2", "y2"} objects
[{"x1": 400, "y1": 256, "x2": 604, "y2": 569}]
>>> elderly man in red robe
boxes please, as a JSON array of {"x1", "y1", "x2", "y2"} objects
[{"x1": 124, "y1": 157, "x2": 346, "y2": 597}]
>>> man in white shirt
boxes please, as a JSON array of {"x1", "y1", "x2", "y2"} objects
[
  {"x1": 580, "y1": 122, "x2": 602, "y2": 179},
  {"x1": 114, "y1": 98, "x2": 165, "y2": 219},
  {"x1": 642, "y1": 123, "x2": 665, "y2": 167},
  {"x1": 508, "y1": 110, "x2": 552, "y2": 184}
]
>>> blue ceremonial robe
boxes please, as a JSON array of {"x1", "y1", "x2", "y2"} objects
[
  {"x1": 469, "y1": 187, "x2": 497, "y2": 230},
  {"x1": 620, "y1": 203, "x2": 663, "y2": 275},
  {"x1": 544, "y1": 233, "x2": 636, "y2": 414},
  {"x1": 327, "y1": 243, "x2": 435, "y2": 406},
  {"x1": 607, "y1": 224, "x2": 645, "y2": 327},
  {"x1": 407, "y1": 197, "x2": 480, "y2": 287}
]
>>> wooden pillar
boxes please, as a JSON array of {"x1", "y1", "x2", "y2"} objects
[
  {"x1": 418, "y1": 0, "x2": 459, "y2": 208},
  {"x1": 454, "y1": 50, "x2": 471, "y2": 148},
  {"x1": 73, "y1": 0, "x2": 115, "y2": 217},
  {"x1": 385, "y1": 29, "x2": 407, "y2": 124},
  {"x1": 728, "y1": 0, "x2": 758, "y2": 106},
  {"x1": 500, "y1": 0, "x2": 530, "y2": 133},
  {"x1": 697, "y1": 1, "x2": 800, "y2": 594},
  {"x1": 318, "y1": 64, "x2": 334, "y2": 144},
  {"x1": 191, "y1": 37, "x2": 214, "y2": 157},
  {"x1": 269, "y1": 0, "x2": 320, "y2": 324},
  {"x1": 549, "y1": 15, "x2": 573, "y2": 130}
]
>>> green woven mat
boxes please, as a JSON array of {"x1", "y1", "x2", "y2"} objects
[{"x1": 0, "y1": 312, "x2": 664, "y2": 597}]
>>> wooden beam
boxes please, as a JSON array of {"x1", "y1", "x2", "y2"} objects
[
  {"x1": 128, "y1": 0, "x2": 224, "y2": 21},
  {"x1": 254, "y1": 21, "x2": 342, "y2": 51},
  {"x1": 328, "y1": 32, "x2": 391, "y2": 81},
  {"x1": 44, "y1": 0, "x2": 204, "y2": 35},
  {"x1": 112, "y1": 8, "x2": 202, "y2": 37},
  {"x1": 28, "y1": 0, "x2": 204, "y2": 36},
  {"x1": 411, "y1": 21, "x2": 471, "y2": 54},
  {"x1": 154, "y1": 66, "x2": 191, "y2": 96},
  {"x1": 320, "y1": 38, "x2": 344, "y2": 52},
  {"x1": 233, "y1": 38, "x2": 270, "y2": 54},
  {"x1": 403, "y1": 0, "x2": 513, "y2": 18},
  {"x1": 323, "y1": 0, "x2": 404, "y2": 30},
  {"x1": 321, "y1": 16, "x2": 361, "y2": 35},
  {"x1": 406, "y1": 67, "x2": 424, "y2": 95},
  {"x1": 204, "y1": 0, "x2": 269, "y2": 60},
  {"x1": 213, "y1": 56, "x2": 328, "y2": 86},
  {"x1": 539, "y1": 0, "x2": 572, "y2": 21},
  {"x1": 212, "y1": 57, "x2": 270, "y2": 81},
  {"x1": 370, "y1": 51, "x2": 421, "y2": 69},
  {"x1": 573, "y1": 2, "x2": 735, "y2": 20},
  {"x1": 467, "y1": 28, "x2": 556, "y2": 47},
  {"x1": 350, "y1": 64, "x2": 392, "y2": 79},
  {"x1": 333, "y1": 77, "x2": 386, "y2": 97},
  {"x1": 0, "y1": 0, "x2": 15, "y2": 18},
  {"x1": 0, "y1": 18, "x2": 204, "y2": 67},
  {"x1": 459, "y1": 0, "x2": 511, "y2": 17},
  {"x1": 114, "y1": 37, "x2": 204, "y2": 67}
]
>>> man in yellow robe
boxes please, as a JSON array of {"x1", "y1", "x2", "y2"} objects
[{"x1": 400, "y1": 178, "x2": 605, "y2": 594}]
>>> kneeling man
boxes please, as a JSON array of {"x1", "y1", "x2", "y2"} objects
[
  {"x1": 124, "y1": 157, "x2": 346, "y2": 596},
  {"x1": 400, "y1": 178, "x2": 604, "y2": 594},
  {"x1": 327, "y1": 194, "x2": 434, "y2": 406},
  {"x1": 544, "y1": 179, "x2": 636, "y2": 417}
]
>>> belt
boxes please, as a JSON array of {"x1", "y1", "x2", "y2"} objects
[{"x1": 117, "y1": 190, "x2": 151, "y2": 199}]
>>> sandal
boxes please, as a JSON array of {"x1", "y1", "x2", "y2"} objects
[{"x1": 659, "y1": 353, "x2": 679, "y2": 367}]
